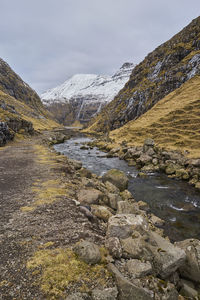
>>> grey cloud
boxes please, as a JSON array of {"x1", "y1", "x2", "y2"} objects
[{"x1": 0, "y1": 0, "x2": 200, "y2": 94}]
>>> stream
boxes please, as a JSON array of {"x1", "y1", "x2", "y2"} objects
[{"x1": 54, "y1": 136, "x2": 200, "y2": 242}]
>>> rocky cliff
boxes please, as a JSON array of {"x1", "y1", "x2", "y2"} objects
[
  {"x1": 41, "y1": 63, "x2": 134, "y2": 125},
  {"x1": 0, "y1": 58, "x2": 59, "y2": 146},
  {"x1": 87, "y1": 16, "x2": 200, "y2": 132}
]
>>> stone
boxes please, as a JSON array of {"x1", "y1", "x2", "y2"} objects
[
  {"x1": 91, "y1": 205, "x2": 113, "y2": 222},
  {"x1": 117, "y1": 201, "x2": 139, "y2": 214},
  {"x1": 73, "y1": 240, "x2": 101, "y2": 265},
  {"x1": 187, "y1": 158, "x2": 200, "y2": 167},
  {"x1": 144, "y1": 138, "x2": 155, "y2": 147},
  {"x1": 108, "y1": 263, "x2": 152, "y2": 300},
  {"x1": 137, "y1": 201, "x2": 150, "y2": 212},
  {"x1": 126, "y1": 259, "x2": 152, "y2": 278},
  {"x1": 105, "y1": 181, "x2": 120, "y2": 194},
  {"x1": 78, "y1": 168, "x2": 92, "y2": 178},
  {"x1": 180, "y1": 280, "x2": 198, "y2": 298},
  {"x1": 77, "y1": 188, "x2": 103, "y2": 205},
  {"x1": 137, "y1": 154, "x2": 152, "y2": 166},
  {"x1": 107, "y1": 193, "x2": 123, "y2": 210},
  {"x1": 120, "y1": 190, "x2": 134, "y2": 201},
  {"x1": 68, "y1": 159, "x2": 82, "y2": 170},
  {"x1": 175, "y1": 239, "x2": 200, "y2": 283},
  {"x1": 102, "y1": 169, "x2": 129, "y2": 192},
  {"x1": 146, "y1": 231, "x2": 186, "y2": 279},
  {"x1": 65, "y1": 293, "x2": 88, "y2": 300},
  {"x1": 105, "y1": 237, "x2": 122, "y2": 259},
  {"x1": 107, "y1": 214, "x2": 148, "y2": 239},
  {"x1": 145, "y1": 148, "x2": 155, "y2": 156},
  {"x1": 121, "y1": 236, "x2": 146, "y2": 259},
  {"x1": 195, "y1": 181, "x2": 200, "y2": 189},
  {"x1": 150, "y1": 214, "x2": 165, "y2": 227},
  {"x1": 91, "y1": 287, "x2": 118, "y2": 300}
]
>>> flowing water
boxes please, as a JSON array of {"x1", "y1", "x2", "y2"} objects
[{"x1": 54, "y1": 136, "x2": 200, "y2": 241}]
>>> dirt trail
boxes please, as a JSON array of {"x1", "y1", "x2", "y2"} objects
[{"x1": 0, "y1": 135, "x2": 105, "y2": 299}]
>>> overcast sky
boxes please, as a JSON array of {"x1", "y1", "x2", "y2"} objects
[{"x1": 0, "y1": 0, "x2": 199, "y2": 94}]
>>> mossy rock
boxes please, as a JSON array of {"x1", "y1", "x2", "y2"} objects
[{"x1": 102, "y1": 169, "x2": 128, "y2": 191}]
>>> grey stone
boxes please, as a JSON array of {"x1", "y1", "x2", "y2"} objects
[
  {"x1": 180, "y1": 280, "x2": 198, "y2": 298},
  {"x1": 65, "y1": 293, "x2": 89, "y2": 300},
  {"x1": 102, "y1": 169, "x2": 129, "y2": 191},
  {"x1": 91, "y1": 287, "x2": 118, "y2": 300},
  {"x1": 144, "y1": 138, "x2": 155, "y2": 147},
  {"x1": 105, "y1": 237, "x2": 122, "y2": 259},
  {"x1": 121, "y1": 235, "x2": 147, "y2": 259},
  {"x1": 126, "y1": 259, "x2": 152, "y2": 278},
  {"x1": 150, "y1": 214, "x2": 165, "y2": 227},
  {"x1": 68, "y1": 159, "x2": 82, "y2": 170},
  {"x1": 77, "y1": 188, "x2": 103, "y2": 205},
  {"x1": 117, "y1": 201, "x2": 139, "y2": 214},
  {"x1": 107, "y1": 193, "x2": 122, "y2": 210},
  {"x1": 73, "y1": 240, "x2": 101, "y2": 265},
  {"x1": 91, "y1": 205, "x2": 113, "y2": 221},
  {"x1": 120, "y1": 190, "x2": 134, "y2": 201},
  {"x1": 105, "y1": 181, "x2": 120, "y2": 194},
  {"x1": 107, "y1": 214, "x2": 148, "y2": 239},
  {"x1": 175, "y1": 239, "x2": 200, "y2": 283},
  {"x1": 147, "y1": 231, "x2": 186, "y2": 278},
  {"x1": 108, "y1": 263, "x2": 152, "y2": 300}
]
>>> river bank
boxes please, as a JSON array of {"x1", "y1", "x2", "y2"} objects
[{"x1": 1, "y1": 129, "x2": 200, "y2": 299}]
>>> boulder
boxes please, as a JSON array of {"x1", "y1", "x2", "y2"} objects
[
  {"x1": 108, "y1": 263, "x2": 152, "y2": 300},
  {"x1": 117, "y1": 201, "x2": 140, "y2": 214},
  {"x1": 126, "y1": 259, "x2": 152, "y2": 278},
  {"x1": 105, "y1": 181, "x2": 120, "y2": 194},
  {"x1": 91, "y1": 205, "x2": 113, "y2": 222},
  {"x1": 65, "y1": 293, "x2": 88, "y2": 300},
  {"x1": 146, "y1": 232, "x2": 186, "y2": 279},
  {"x1": 175, "y1": 239, "x2": 200, "y2": 283},
  {"x1": 107, "y1": 214, "x2": 148, "y2": 239},
  {"x1": 120, "y1": 190, "x2": 134, "y2": 201},
  {"x1": 77, "y1": 188, "x2": 103, "y2": 205},
  {"x1": 73, "y1": 240, "x2": 101, "y2": 265},
  {"x1": 137, "y1": 154, "x2": 152, "y2": 166},
  {"x1": 105, "y1": 237, "x2": 122, "y2": 259},
  {"x1": 107, "y1": 193, "x2": 123, "y2": 210},
  {"x1": 68, "y1": 159, "x2": 82, "y2": 170},
  {"x1": 102, "y1": 169, "x2": 128, "y2": 191},
  {"x1": 179, "y1": 279, "x2": 198, "y2": 298},
  {"x1": 91, "y1": 287, "x2": 118, "y2": 300},
  {"x1": 150, "y1": 214, "x2": 165, "y2": 227},
  {"x1": 121, "y1": 235, "x2": 147, "y2": 259},
  {"x1": 78, "y1": 168, "x2": 92, "y2": 178}
]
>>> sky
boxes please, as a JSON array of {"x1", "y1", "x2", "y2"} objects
[{"x1": 0, "y1": 0, "x2": 200, "y2": 95}]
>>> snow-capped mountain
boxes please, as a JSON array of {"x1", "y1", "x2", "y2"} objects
[{"x1": 41, "y1": 63, "x2": 134, "y2": 125}]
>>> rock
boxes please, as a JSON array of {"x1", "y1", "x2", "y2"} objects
[
  {"x1": 91, "y1": 205, "x2": 113, "y2": 221},
  {"x1": 69, "y1": 159, "x2": 82, "y2": 170},
  {"x1": 180, "y1": 280, "x2": 198, "y2": 298},
  {"x1": 102, "y1": 169, "x2": 129, "y2": 191},
  {"x1": 137, "y1": 201, "x2": 150, "y2": 212},
  {"x1": 127, "y1": 159, "x2": 136, "y2": 166},
  {"x1": 195, "y1": 181, "x2": 200, "y2": 189},
  {"x1": 145, "y1": 148, "x2": 155, "y2": 156},
  {"x1": 165, "y1": 164, "x2": 182, "y2": 176},
  {"x1": 73, "y1": 240, "x2": 101, "y2": 265},
  {"x1": 121, "y1": 235, "x2": 146, "y2": 259},
  {"x1": 65, "y1": 293, "x2": 88, "y2": 300},
  {"x1": 144, "y1": 138, "x2": 155, "y2": 147},
  {"x1": 78, "y1": 168, "x2": 92, "y2": 178},
  {"x1": 137, "y1": 154, "x2": 152, "y2": 166},
  {"x1": 120, "y1": 190, "x2": 134, "y2": 201},
  {"x1": 150, "y1": 214, "x2": 165, "y2": 227},
  {"x1": 108, "y1": 263, "x2": 152, "y2": 300},
  {"x1": 77, "y1": 188, "x2": 103, "y2": 205},
  {"x1": 126, "y1": 259, "x2": 152, "y2": 278},
  {"x1": 117, "y1": 201, "x2": 139, "y2": 214},
  {"x1": 146, "y1": 231, "x2": 186, "y2": 279},
  {"x1": 91, "y1": 287, "x2": 118, "y2": 300},
  {"x1": 187, "y1": 159, "x2": 200, "y2": 167},
  {"x1": 107, "y1": 214, "x2": 148, "y2": 239},
  {"x1": 152, "y1": 158, "x2": 158, "y2": 166},
  {"x1": 175, "y1": 239, "x2": 200, "y2": 283},
  {"x1": 107, "y1": 193, "x2": 123, "y2": 210},
  {"x1": 105, "y1": 237, "x2": 122, "y2": 259},
  {"x1": 105, "y1": 181, "x2": 120, "y2": 194},
  {"x1": 79, "y1": 206, "x2": 95, "y2": 222}
]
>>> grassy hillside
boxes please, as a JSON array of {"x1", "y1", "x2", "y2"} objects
[
  {"x1": 87, "y1": 16, "x2": 200, "y2": 133},
  {"x1": 0, "y1": 90, "x2": 59, "y2": 132},
  {"x1": 109, "y1": 75, "x2": 200, "y2": 158}
]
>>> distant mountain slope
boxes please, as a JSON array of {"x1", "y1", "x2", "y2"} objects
[
  {"x1": 87, "y1": 16, "x2": 200, "y2": 132},
  {"x1": 41, "y1": 63, "x2": 134, "y2": 125},
  {"x1": 109, "y1": 75, "x2": 200, "y2": 157}
]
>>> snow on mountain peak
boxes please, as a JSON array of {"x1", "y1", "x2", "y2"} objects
[{"x1": 41, "y1": 63, "x2": 135, "y2": 105}]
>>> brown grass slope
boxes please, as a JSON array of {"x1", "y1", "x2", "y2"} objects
[
  {"x1": 110, "y1": 75, "x2": 200, "y2": 157},
  {"x1": 87, "y1": 16, "x2": 200, "y2": 133}
]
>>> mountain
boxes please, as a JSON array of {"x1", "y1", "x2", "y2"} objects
[
  {"x1": 109, "y1": 75, "x2": 200, "y2": 157},
  {"x1": 41, "y1": 63, "x2": 134, "y2": 125},
  {"x1": 0, "y1": 58, "x2": 59, "y2": 146},
  {"x1": 87, "y1": 16, "x2": 200, "y2": 132}
]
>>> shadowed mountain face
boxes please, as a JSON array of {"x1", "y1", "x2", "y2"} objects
[
  {"x1": 0, "y1": 58, "x2": 59, "y2": 146},
  {"x1": 41, "y1": 63, "x2": 134, "y2": 125},
  {"x1": 87, "y1": 16, "x2": 200, "y2": 132}
]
